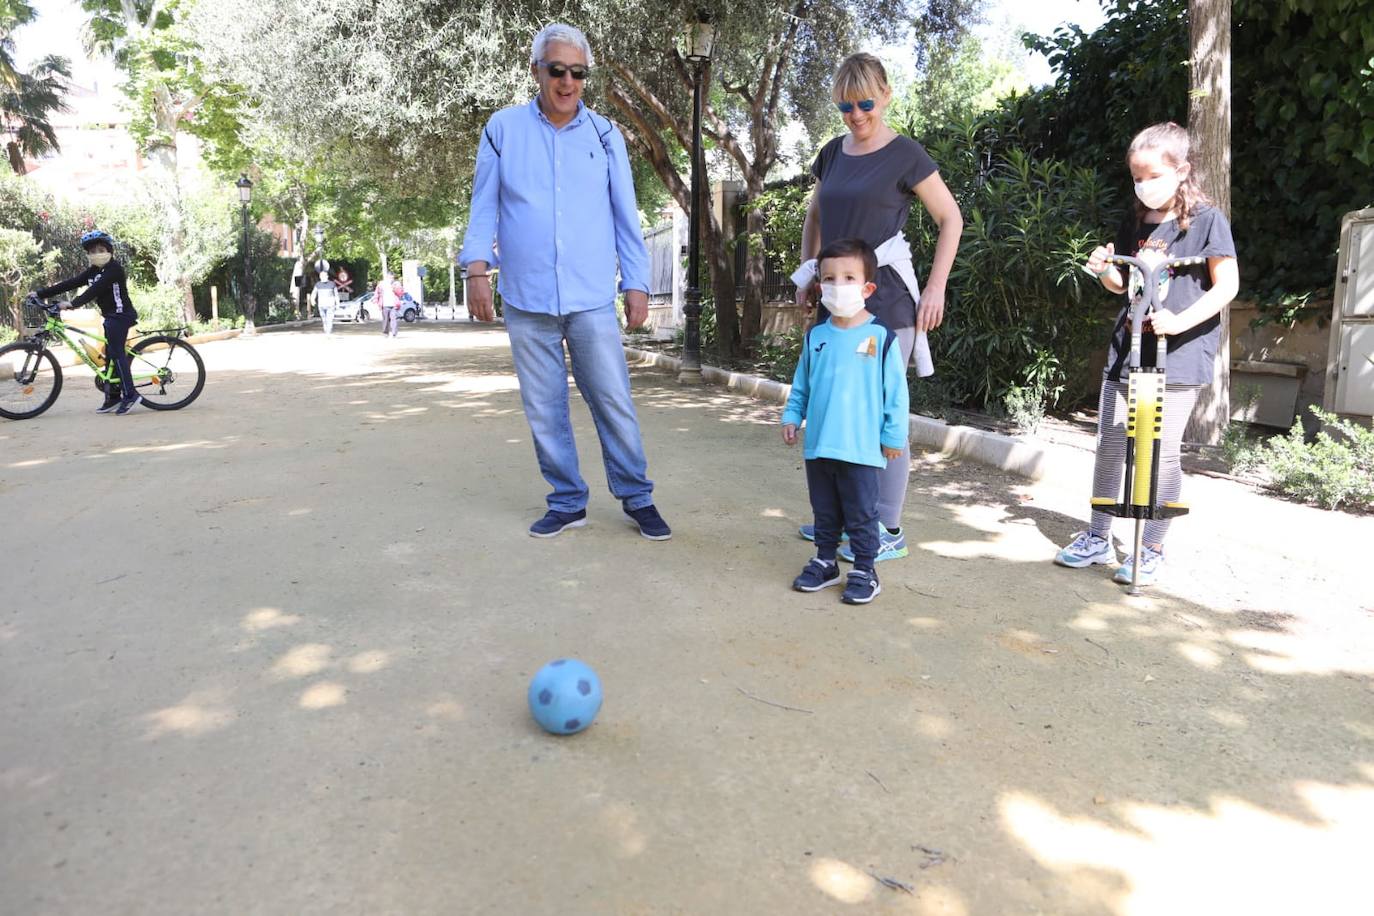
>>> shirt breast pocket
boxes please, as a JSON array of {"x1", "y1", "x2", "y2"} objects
[{"x1": 574, "y1": 137, "x2": 610, "y2": 187}]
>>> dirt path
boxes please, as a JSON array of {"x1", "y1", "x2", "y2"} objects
[{"x1": 2, "y1": 323, "x2": 1371, "y2": 915}]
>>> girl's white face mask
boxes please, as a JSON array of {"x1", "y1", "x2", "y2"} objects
[
  {"x1": 820, "y1": 282, "x2": 868, "y2": 318},
  {"x1": 87, "y1": 251, "x2": 112, "y2": 268},
  {"x1": 1134, "y1": 173, "x2": 1180, "y2": 211}
]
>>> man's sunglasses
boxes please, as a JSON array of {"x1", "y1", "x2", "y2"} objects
[
  {"x1": 836, "y1": 99, "x2": 876, "y2": 114},
  {"x1": 540, "y1": 61, "x2": 591, "y2": 81}
]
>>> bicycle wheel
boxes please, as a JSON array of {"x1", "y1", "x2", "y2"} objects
[
  {"x1": 0, "y1": 341, "x2": 63, "y2": 420},
  {"x1": 129, "y1": 335, "x2": 205, "y2": 410}
]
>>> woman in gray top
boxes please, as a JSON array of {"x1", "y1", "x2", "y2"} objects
[{"x1": 795, "y1": 52, "x2": 963, "y2": 564}]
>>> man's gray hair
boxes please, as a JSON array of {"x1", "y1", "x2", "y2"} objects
[{"x1": 531, "y1": 23, "x2": 594, "y2": 67}]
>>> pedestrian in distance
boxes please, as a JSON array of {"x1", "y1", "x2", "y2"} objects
[
  {"x1": 783, "y1": 238, "x2": 910, "y2": 605},
  {"x1": 1054, "y1": 122, "x2": 1239, "y2": 586},
  {"x1": 313, "y1": 271, "x2": 339, "y2": 334},
  {"x1": 460, "y1": 22, "x2": 670, "y2": 542},
  {"x1": 376, "y1": 272, "x2": 403, "y2": 338}
]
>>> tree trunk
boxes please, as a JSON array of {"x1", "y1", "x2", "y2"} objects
[
  {"x1": 739, "y1": 177, "x2": 767, "y2": 346},
  {"x1": 7, "y1": 142, "x2": 25, "y2": 175},
  {"x1": 1185, "y1": 0, "x2": 1232, "y2": 445},
  {"x1": 180, "y1": 280, "x2": 196, "y2": 325}
]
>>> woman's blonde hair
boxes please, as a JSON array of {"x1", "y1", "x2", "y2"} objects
[
  {"x1": 832, "y1": 52, "x2": 890, "y2": 103},
  {"x1": 1127, "y1": 122, "x2": 1211, "y2": 230}
]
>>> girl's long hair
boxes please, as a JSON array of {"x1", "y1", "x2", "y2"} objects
[{"x1": 1128, "y1": 122, "x2": 1211, "y2": 230}]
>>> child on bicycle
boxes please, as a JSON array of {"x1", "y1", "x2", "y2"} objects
[
  {"x1": 782, "y1": 238, "x2": 909, "y2": 605},
  {"x1": 1054, "y1": 122, "x2": 1239, "y2": 585},
  {"x1": 34, "y1": 230, "x2": 141, "y2": 414}
]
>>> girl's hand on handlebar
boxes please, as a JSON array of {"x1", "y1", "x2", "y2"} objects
[
  {"x1": 1147, "y1": 309, "x2": 1187, "y2": 337},
  {"x1": 1086, "y1": 243, "x2": 1115, "y2": 276}
]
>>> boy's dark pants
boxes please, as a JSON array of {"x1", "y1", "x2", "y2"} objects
[
  {"x1": 104, "y1": 316, "x2": 136, "y2": 401},
  {"x1": 806, "y1": 458, "x2": 879, "y2": 571}
]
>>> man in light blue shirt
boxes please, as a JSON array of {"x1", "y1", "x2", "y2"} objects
[{"x1": 461, "y1": 22, "x2": 670, "y2": 541}]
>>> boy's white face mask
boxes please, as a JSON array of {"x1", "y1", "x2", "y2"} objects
[
  {"x1": 820, "y1": 282, "x2": 867, "y2": 318},
  {"x1": 87, "y1": 250, "x2": 112, "y2": 268}
]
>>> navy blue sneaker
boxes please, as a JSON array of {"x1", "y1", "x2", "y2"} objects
[
  {"x1": 529, "y1": 508, "x2": 587, "y2": 538},
  {"x1": 625, "y1": 504, "x2": 672, "y2": 541},
  {"x1": 841, "y1": 569, "x2": 881, "y2": 605},
  {"x1": 114, "y1": 395, "x2": 140, "y2": 415},
  {"x1": 792, "y1": 558, "x2": 841, "y2": 592},
  {"x1": 95, "y1": 395, "x2": 120, "y2": 414}
]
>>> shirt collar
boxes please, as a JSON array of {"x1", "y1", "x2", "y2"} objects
[{"x1": 529, "y1": 96, "x2": 586, "y2": 130}]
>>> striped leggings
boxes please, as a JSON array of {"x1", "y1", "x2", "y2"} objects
[{"x1": 1089, "y1": 380, "x2": 1200, "y2": 547}]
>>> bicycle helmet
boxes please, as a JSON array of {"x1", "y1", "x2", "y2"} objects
[{"x1": 79, "y1": 229, "x2": 116, "y2": 250}]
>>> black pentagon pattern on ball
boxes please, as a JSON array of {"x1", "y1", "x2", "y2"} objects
[
  {"x1": 538, "y1": 689, "x2": 553, "y2": 705},
  {"x1": 564, "y1": 718, "x2": 581, "y2": 731},
  {"x1": 551, "y1": 659, "x2": 567, "y2": 666},
  {"x1": 577, "y1": 679, "x2": 591, "y2": 696}
]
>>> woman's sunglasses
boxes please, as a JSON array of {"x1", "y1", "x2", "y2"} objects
[
  {"x1": 836, "y1": 99, "x2": 876, "y2": 114},
  {"x1": 541, "y1": 61, "x2": 591, "y2": 81}
]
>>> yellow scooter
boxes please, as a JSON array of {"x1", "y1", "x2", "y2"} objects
[{"x1": 1089, "y1": 251, "x2": 1207, "y2": 595}]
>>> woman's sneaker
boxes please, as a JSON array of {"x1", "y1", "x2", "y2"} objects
[
  {"x1": 1113, "y1": 545, "x2": 1163, "y2": 586},
  {"x1": 1054, "y1": 531, "x2": 1115, "y2": 568},
  {"x1": 838, "y1": 526, "x2": 908, "y2": 563},
  {"x1": 841, "y1": 569, "x2": 881, "y2": 604},
  {"x1": 792, "y1": 559, "x2": 841, "y2": 592}
]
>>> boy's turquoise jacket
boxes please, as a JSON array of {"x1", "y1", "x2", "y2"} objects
[{"x1": 781, "y1": 317, "x2": 910, "y2": 468}]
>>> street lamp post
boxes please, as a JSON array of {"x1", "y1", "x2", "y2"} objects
[
  {"x1": 236, "y1": 174, "x2": 255, "y2": 330},
  {"x1": 678, "y1": 10, "x2": 715, "y2": 386}
]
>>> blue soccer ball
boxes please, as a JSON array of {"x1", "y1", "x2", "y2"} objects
[{"x1": 528, "y1": 658, "x2": 602, "y2": 735}]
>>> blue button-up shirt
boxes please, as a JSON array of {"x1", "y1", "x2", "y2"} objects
[{"x1": 460, "y1": 98, "x2": 650, "y2": 316}]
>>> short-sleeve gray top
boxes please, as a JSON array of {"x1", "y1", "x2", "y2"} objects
[{"x1": 811, "y1": 134, "x2": 939, "y2": 329}]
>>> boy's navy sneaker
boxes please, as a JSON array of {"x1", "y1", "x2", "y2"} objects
[
  {"x1": 625, "y1": 504, "x2": 672, "y2": 541},
  {"x1": 841, "y1": 569, "x2": 881, "y2": 605},
  {"x1": 114, "y1": 395, "x2": 140, "y2": 415},
  {"x1": 95, "y1": 396, "x2": 120, "y2": 414},
  {"x1": 792, "y1": 559, "x2": 841, "y2": 592},
  {"x1": 529, "y1": 508, "x2": 587, "y2": 538}
]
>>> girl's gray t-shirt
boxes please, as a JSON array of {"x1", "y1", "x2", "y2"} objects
[
  {"x1": 1104, "y1": 206, "x2": 1237, "y2": 386},
  {"x1": 812, "y1": 134, "x2": 939, "y2": 329}
]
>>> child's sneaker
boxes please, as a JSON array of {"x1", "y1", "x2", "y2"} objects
[
  {"x1": 841, "y1": 568, "x2": 881, "y2": 605},
  {"x1": 1113, "y1": 544, "x2": 1163, "y2": 586},
  {"x1": 798, "y1": 524, "x2": 848, "y2": 544},
  {"x1": 95, "y1": 395, "x2": 120, "y2": 414},
  {"x1": 114, "y1": 395, "x2": 140, "y2": 415},
  {"x1": 792, "y1": 559, "x2": 841, "y2": 592},
  {"x1": 838, "y1": 525, "x2": 908, "y2": 563},
  {"x1": 1054, "y1": 531, "x2": 1115, "y2": 568}
]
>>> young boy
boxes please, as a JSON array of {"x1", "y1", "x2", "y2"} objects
[
  {"x1": 782, "y1": 238, "x2": 910, "y2": 604},
  {"x1": 35, "y1": 230, "x2": 141, "y2": 414}
]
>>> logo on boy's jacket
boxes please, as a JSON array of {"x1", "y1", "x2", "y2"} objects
[
  {"x1": 814, "y1": 341, "x2": 827, "y2": 353},
  {"x1": 856, "y1": 336, "x2": 877, "y2": 357}
]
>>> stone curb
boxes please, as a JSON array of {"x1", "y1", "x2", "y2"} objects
[{"x1": 624, "y1": 344, "x2": 1055, "y2": 482}]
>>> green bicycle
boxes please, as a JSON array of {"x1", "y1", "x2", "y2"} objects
[{"x1": 0, "y1": 295, "x2": 206, "y2": 420}]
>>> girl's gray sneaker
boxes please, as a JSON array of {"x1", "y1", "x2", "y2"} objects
[{"x1": 1054, "y1": 531, "x2": 1116, "y2": 568}]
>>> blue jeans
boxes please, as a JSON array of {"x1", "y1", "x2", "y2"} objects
[{"x1": 504, "y1": 303, "x2": 654, "y2": 513}]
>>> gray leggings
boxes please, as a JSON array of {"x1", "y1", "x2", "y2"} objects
[
  {"x1": 877, "y1": 325, "x2": 916, "y2": 529},
  {"x1": 1089, "y1": 380, "x2": 1200, "y2": 546}
]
